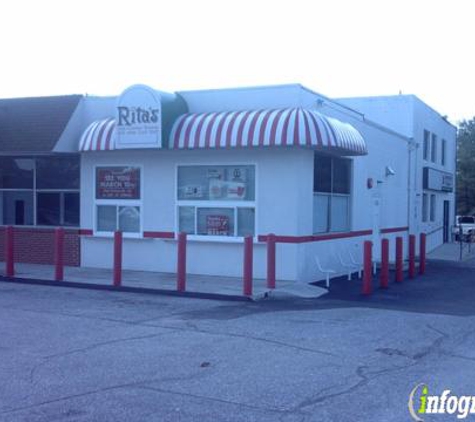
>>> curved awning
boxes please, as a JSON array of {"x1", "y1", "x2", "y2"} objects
[
  {"x1": 79, "y1": 108, "x2": 367, "y2": 155},
  {"x1": 79, "y1": 118, "x2": 116, "y2": 151},
  {"x1": 169, "y1": 108, "x2": 367, "y2": 155}
]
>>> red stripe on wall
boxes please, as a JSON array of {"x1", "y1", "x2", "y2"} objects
[
  {"x1": 143, "y1": 231, "x2": 175, "y2": 239},
  {"x1": 257, "y1": 227, "x2": 408, "y2": 244},
  {"x1": 380, "y1": 226, "x2": 409, "y2": 234},
  {"x1": 78, "y1": 229, "x2": 93, "y2": 235}
]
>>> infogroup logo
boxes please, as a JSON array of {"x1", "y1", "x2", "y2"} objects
[{"x1": 408, "y1": 383, "x2": 475, "y2": 420}]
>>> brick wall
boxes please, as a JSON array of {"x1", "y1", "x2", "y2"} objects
[{"x1": 0, "y1": 227, "x2": 80, "y2": 266}]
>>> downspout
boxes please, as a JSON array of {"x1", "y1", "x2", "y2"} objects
[{"x1": 407, "y1": 137, "x2": 417, "y2": 235}]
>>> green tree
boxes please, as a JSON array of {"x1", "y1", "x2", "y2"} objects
[{"x1": 457, "y1": 118, "x2": 475, "y2": 214}]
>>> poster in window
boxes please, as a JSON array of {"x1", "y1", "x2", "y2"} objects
[
  {"x1": 96, "y1": 167, "x2": 140, "y2": 199},
  {"x1": 206, "y1": 215, "x2": 229, "y2": 235}
]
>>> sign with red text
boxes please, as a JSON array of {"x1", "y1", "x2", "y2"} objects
[{"x1": 96, "y1": 167, "x2": 140, "y2": 199}]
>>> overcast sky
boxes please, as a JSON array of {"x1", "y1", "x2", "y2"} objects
[{"x1": 1, "y1": 0, "x2": 473, "y2": 124}]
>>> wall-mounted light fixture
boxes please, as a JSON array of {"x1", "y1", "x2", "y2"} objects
[{"x1": 385, "y1": 166, "x2": 396, "y2": 177}]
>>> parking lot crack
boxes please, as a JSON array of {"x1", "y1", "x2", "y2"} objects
[{"x1": 136, "y1": 385, "x2": 288, "y2": 415}]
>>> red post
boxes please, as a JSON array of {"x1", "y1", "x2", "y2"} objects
[
  {"x1": 419, "y1": 233, "x2": 426, "y2": 275},
  {"x1": 396, "y1": 236, "x2": 403, "y2": 282},
  {"x1": 5, "y1": 226, "x2": 14, "y2": 277},
  {"x1": 177, "y1": 232, "x2": 187, "y2": 292},
  {"x1": 243, "y1": 236, "x2": 253, "y2": 296},
  {"x1": 54, "y1": 227, "x2": 65, "y2": 281},
  {"x1": 266, "y1": 233, "x2": 276, "y2": 289},
  {"x1": 409, "y1": 234, "x2": 416, "y2": 279},
  {"x1": 113, "y1": 231, "x2": 122, "y2": 287},
  {"x1": 362, "y1": 240, "x2": 372, "y2": 295},
  {"x1": 380, "y1": 238, "x2": 389, "y2": 289}
]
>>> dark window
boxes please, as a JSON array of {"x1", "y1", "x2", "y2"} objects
[
  {"x1": 36, "y1": 192, "x2": 80, "y2": 227},
  {"x1": 332, "y1": 159, "x2": 351, "y2": 194},
  {"x1": 1, "y1": 191, "x2": 34, "y2": 225},
  {"x1": 431, "y1": 134, "x2": 437, "y2": 163},
  {"x1": 441, "y1": 139, "x2": 446, "y2": 166},
  {"x1": 423, "y1": 130, "x2": 430, "y2": 161},
  {"x1": 313, "y1": 155, "x2": 351, "y2": 233},
  {"x1": 37, "y1": 193, "x2": 61, "y2": 225},
  {"x1": 0, "y1": 157, "x2": 34, "y2": 189},
  {"x1": 36, "y1": 156, "x2": 80, "y2": 189},
  {"x1": 314, "y1": 155, "x2": 332, "y2": 193},
  {"x1": 64, "y1": 193, "x2": 80, "y2": 226}
]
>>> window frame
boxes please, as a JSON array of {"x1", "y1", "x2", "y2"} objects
[
  {"x1": 313, "y1": 155, "x2": 352, "y2": 234},
  {"x1": 93, "y1": 164, "x2": 143, "y2": 237},
  {"x1": 422, "y1": 193, "x2": 429, "y2": 223},
  {"x1": 423, "y1": 130, "x2": 430, "y2": 161},
  {"x1": 0, "y1": 155, "x2": 80, "y2": 228},
  {"x1": 431, "y1": 133, "x2": 437, "y2": 163},
  {"x1": 175, "y1": 163, "x2": 258, "y2": 242},
  {"x1": 430, "y1": 193, "x2": 436, "y2": 222},
  {"x1": 441, "y1": 139, "x2": 446, "y2": 166},
  {"x1": 36, "y1": 190, "x2": 80, "y2": 227}
]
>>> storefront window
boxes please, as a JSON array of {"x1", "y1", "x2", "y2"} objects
[
  {"x1": 95, "y1": 166, "x2": 141, "y2": 235},
  {"x1": 36, "y1": 157, "x2": 80, "y2": 189},
  {"x1": 177, "y1": 165, "x2": 256, "y2": 238},
  {"x1": 0, "y1": 156, "x2": 80, "y2": 227},
  {"x1": 0, "y1": 157, "x2": 34, "y2": 189},
  {"x1": 313, "y1": 155, "x2": 351, "y2": 233},
  {"x1": 1, "y1": 191, "x2": 34, "y2": 225},
  {"x1": 37, "y1": 192, "x2": 80, "y2": 227}
]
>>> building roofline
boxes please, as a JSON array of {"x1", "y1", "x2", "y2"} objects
[
  {"x1": 338, "y1": 94, "x2": 458, "y2": 130},
  {"x1": 0, "y1": 94, "x2": 82, "y2": 102}
]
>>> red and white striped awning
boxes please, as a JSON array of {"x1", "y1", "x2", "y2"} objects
[
  {"x1": 79, "y1": 118, "x2": 116, "y2": 151},
  {"x1": 169, "y1": 108, "x2": 367, "y2": 155},
  {"x1": 79, "y1": 108, "x2": 367, "y2": 155}
]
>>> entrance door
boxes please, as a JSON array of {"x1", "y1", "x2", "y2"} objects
[{"x1": 443, "y1": 200, "x2": 450, "y2": 243}]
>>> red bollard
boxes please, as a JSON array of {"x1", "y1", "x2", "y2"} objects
[
  {"x1": 409, "y1": 234, "x2": 416, "y2": 279},
  {"x1": 266, "y1": 233, "x2": 276, "y2": 289},
  {"x1": 362, "y1": 240, "x2": 372, "y2": 295},
  {"x1": 380, "y1": 238, "x2": 389, "y2": 289},
  {"x1": 113, "y1": 231, "x2": 122, "y2": 287},
  {"x1": 419, "y1": 233, "x2": 426, "y2": 275},
  {"x1": 395, "y1": 237, "x2": 403, "y2": 282},
  {"x1": 243, "y1": 236, "x2": 253, "y2": 296},
  {"x1": 54, "y1": 227, "x2": 65, "y2": 281},
  {"x1": 177, "y1": 232, "x2": 187, "y2": 292},
  {"x1": 5, "y1": 226, "x2": 14, "y2": 277}
]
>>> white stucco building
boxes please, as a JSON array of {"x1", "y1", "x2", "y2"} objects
[{"x1": 0, "y1": 84, "x2": 456, "y2": 283}]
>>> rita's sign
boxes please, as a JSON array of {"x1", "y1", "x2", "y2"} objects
[{"x1": 115, "y1": 85, "x2": 162, "y2": 149}]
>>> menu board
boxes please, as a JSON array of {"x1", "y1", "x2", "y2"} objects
[{"x1": 96, "y1": 167, "x2": 140, "y2": 199}]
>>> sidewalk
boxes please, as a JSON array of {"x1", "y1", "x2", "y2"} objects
[
  {"x1": 0, "y1": 262, "x2": 327, "y2": 301},
  {"x1": 427, "y1": 241, "x2": 475, "y2": 265}
]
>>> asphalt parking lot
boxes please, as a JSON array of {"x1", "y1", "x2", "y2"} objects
[{"x1": 1, "y1": 260, "x2": 475, "y2": 421}]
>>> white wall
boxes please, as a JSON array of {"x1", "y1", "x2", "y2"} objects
[
  {"x1": 337, "y1": 94, "x2": 457, "y2": 253},
  {"x1": 81, "y1": 148, "x2": 314, "y2": 281},
  {"x1": 79, "y1": 84, "x2": 448, "y2": 283}
]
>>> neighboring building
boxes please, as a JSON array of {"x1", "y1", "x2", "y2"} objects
[
  {"x1": 339, "y1": 95, "x2": 457, "y2": 251},
  {"x1": 0, "y1": 95, "x2": 83, "y2": 265},
  {"x1": 0, "y1": 85, "x2": 457, "y2": 283}
]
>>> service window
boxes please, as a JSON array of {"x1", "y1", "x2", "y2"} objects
[
  {"x1": 177, "y1": 165, "x2": 256, "y2": 238},
  {"x1": 313, "y1": 155, "x2": 351, "y2": 233},
  {"x1": 95, "y1": 166, "x2": 141, "y2": 234}
]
